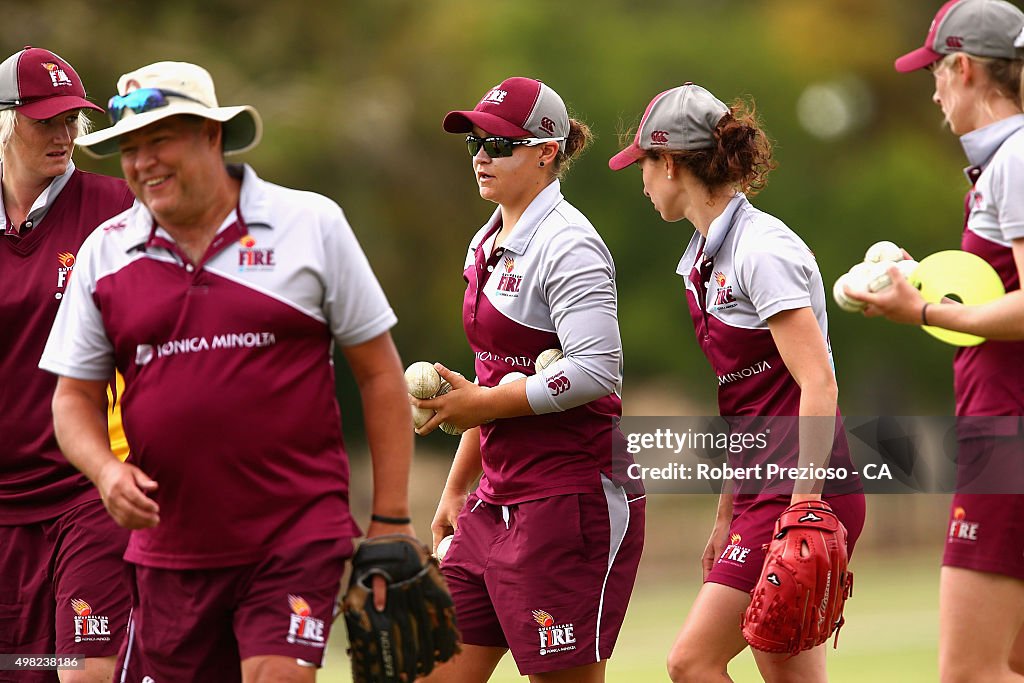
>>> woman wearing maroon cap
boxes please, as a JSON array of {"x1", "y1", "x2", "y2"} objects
[
  {"x1": 609, "y1": 83, "x2": 865, "y2": 683},
  {"x1": 850, "y1": 1, "x2": 1024, "y2": 680},
  {"x1": 417, "y1": 77, "x2": 645, "y2": 682},
  {"x1": 0, "y1": 46, "x2": 134, "y2": 683}
]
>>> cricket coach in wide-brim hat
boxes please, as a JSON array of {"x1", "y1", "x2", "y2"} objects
[{"x1": 76, "y1": 61, "x2": 262, "y2": 157}]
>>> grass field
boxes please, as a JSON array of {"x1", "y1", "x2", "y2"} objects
[{"x1": 320, "y1": 551, "x2": 941, "y2": 682}]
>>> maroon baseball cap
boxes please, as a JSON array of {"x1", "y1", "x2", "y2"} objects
[
  {"x1": 443, "y1": 77, "x2": 568, "y2": 150},
  {"x1": 895, "y1": 0, "x2": 1024, "y2": 72},
  {"x1": 0, "y1": 47, "x2": 102, "y2": 120}
]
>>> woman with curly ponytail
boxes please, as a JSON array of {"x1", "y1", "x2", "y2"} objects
[{"x1": 610, "y1": 83, "x2": 865, "y2": 683}]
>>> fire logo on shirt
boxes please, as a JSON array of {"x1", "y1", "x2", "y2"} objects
[
  {"x1": 56, "y1": 251, "x2": 76, "y2": 300},
  {"x1": 532, "y1": 609, "x2": 576, "y2": 656},
  {"x1": 948, "y1": 506, "x2": 979, "y2": 543},
  {"x1": 286, "y1": 594, "x2": 326, "y2": 647},
  {"x1": 70, "y1": 598, "x2": 111, "y2": 643},
  {"x1": 712, "y1": 271, "x2": 736, "y2": 309},
  {"x1": 238, "y1": 235, "x2": 275, "y2": 272},
  {"x1": 496, "y1": 256, "x2": 522, "y2": 296}
]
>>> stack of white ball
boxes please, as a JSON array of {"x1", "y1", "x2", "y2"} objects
[
  {"x1": 832, "y1": 241, "x2": 918, "y2": 313},
  {"x1": 404, "y1": 361, "x2": 464, "y2": 436},
  {"x1": 406, "y1": 350, "x2": 565, "y2": 436}
]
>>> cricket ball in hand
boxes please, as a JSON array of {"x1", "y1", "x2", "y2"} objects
[
  {"x1": 833, "y1": 272, "x2": 867, "y2": 313},
  {"x1": 535, "y1": 348, "x2": 564, "y2": 373},
  {"x1": 405, "y1": 361, "x2": 441, "y2": 400},
  {"x1": 411, "y1": 405, "x2": 434, "y2": 430},
  {"x1": 864, "y1": 240, "x2": 904, "y2": 264},
  {"x1": 499, "y1": 371, "x2": 528, "y2": 385},
  {"x1": 435, "y1": 534, "x2": 454, "y2": 562}
]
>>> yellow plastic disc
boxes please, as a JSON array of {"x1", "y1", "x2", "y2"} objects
[{"x1": 908, "y1": 250, "x2": 1006, "y2": 347}]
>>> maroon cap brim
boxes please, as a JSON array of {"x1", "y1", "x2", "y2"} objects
[
  {"x1": 608, "y1": 143, "x2": 645, "y2": 171},
  {"x1": 894, "y1": 46, "x2": 943, "y2": 73},
  {"x1": 442, "y1": 110, "x2": 531, "y2": 137},
  {"x1": 18, "y1": 95, "x2": 103, "y2": 120}
]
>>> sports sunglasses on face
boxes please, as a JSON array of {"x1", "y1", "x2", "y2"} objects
[
  {"x1": 106, "y1": 88, "x2": 205, "y2": 124},
  {"x1": 465, "y1": 134, "x2": 566, "y2": 158}
]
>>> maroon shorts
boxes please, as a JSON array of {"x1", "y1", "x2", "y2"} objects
[
  {"x1": 441, "y1": 477, "x2": 645, "y2": 675},
  {"x1": 943, "y1": 493, "x2": 1024, "y2": 580},
  {"x1": 705, "y1": 494, "x2": 866, "y2": 593},
  {"x1": 0, "y1": 498, "x2": 130, "y2": 683},
  {"x1": 116, "y1": 537, "x2": 351, "y2": 683}
]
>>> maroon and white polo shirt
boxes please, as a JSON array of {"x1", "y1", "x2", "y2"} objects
[
  {"x1": 678, "y1": 194, "x2": 857, "y2": 494},
  {"x1": 0, "y1": 163, "x2": 133, "y2": 524},
  {"x1": 40, "y1": 164, "x2": 396, "y2": 569},
  {"x1": 955, "y1": 114, "x2": 1024, "y2": 424},
  {"x1": 463, "y1": 180, "x2": 635, "y2": 504}
]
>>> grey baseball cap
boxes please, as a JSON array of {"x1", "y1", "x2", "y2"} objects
[
  {"x1": 895, "y1": 0, "x2": 1024, "y2": 72},
  {"x1": 608, "y1": 83, "x2": 729, "y2": 171}
]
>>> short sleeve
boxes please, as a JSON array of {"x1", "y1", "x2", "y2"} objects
[
  {"x1": 322, "y1": 206, "x2": 397, "y2": 347},
  {"x1": 39, "y1": 231, "x2": 116, "y2": 380},
  {"x1": 735, "y1": 236, "x2": 815, "y2": 322},
  {"x1": 991, "y1": 146, "x2": 1024, "y2": 240}
]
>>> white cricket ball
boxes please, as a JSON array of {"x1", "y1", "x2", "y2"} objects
[
  {"x1": 405, "y1": 361, "x2": 441, "y2": 400},
  {"x1": 439, "y1": 420, "x2": 465, "y2": 436},
  {"x1": 864, "y1": 240, "x2": 904, "y2": 264},
  {"x1": 435, "y1": 534, "x2": 454, "y2": 561},
  {"x1": 535, "y1": 348, "x2": 564, "y2": 373},
  {"x1": 895, "y1": 259, "x2": 919, "y2": 279},
  {"x1": 833, "y1": 272, "x2": 867, "y2": 313},
  {"x1": 499, "y1": 371, "x2": 528, "y2": 385},
  {"x1": 411, "y1": 405, "x2": 434, "y2": 431}
]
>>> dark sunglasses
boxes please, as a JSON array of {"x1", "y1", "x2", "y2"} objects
[
  {"x1": 465, "y1": 134, "x2": 565, "y2": 158},
  {"x1": 106, "y1": 88, "x2": 205, "y2": 124}
]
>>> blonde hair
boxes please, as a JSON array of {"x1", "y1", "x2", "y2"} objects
[
  {"x1": 936, "y1": 52, "x2": 1024, "y2": 115},
  {"x1": 0, "y1": 109, "x2": 93, "y2": 162}
]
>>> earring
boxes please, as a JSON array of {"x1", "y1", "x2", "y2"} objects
[
  {"x1": 667, "y1": 174, "x2": 673, "y2": 180},
  {"x1": 539, "y1": 161, "x2": 546, "y2": 167}
]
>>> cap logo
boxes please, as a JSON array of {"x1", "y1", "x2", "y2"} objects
[
  {"x1": 650, "y1": 130, "x2": 670, "y2": 145},
  {"x1": 482, "y1": 88, "x2": 508, "y2": 105},
  {"x1": 945, "y1": 35, "x2": 964, "y2": 48},
  {"x1": 539, "y1": 116, "x2": 556, "y2": 135},
  {"x1": 42, "y1": 62, "x2": 73, "y2": 88}
]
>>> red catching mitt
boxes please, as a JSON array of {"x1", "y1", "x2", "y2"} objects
[{"x1": 742, "y1": 500, "x2": 853, "y2": 656}]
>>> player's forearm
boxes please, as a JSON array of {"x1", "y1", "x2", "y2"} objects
[
  {"x1": 52, "y1": 378, "x2": 119, "y2": 485},
  {"x1": 361, "y1": 373, "x2": 414, "y2": 519},
  {"x1": 442, "y1": 429, "x2": 484, "y2": 494},
  {"x1": 794, "y1": 376, "x2": 838, "y2": 497},
  {"x1": 924, "y1": 289, "x2": 1024, "y2": 340}
]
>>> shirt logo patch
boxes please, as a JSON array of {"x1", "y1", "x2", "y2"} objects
[
  {"x1": 71, "y1": 599, "x2": 111, "y2": 643},
  {"x1": 547, "y1": 371, "x2": 571, "y2": 397},
  {"x1": 56, "y1": 251, "x2": 76, "y2": 300},
  {"x1": 286, "y1": 595, "x2": 326, "y2": 647},
  {"x1": 495, "y1": 256, "x2": 522, "y2": 296},
  {"x1": 42, "y1": 62, "x2": 73, "y2": 88},
  {"x1": 710, "y1": 271, "x2": 737, "y2": 310},
  {"x1": 238, "y1": 235, "x2": 275, "y2": 272},
  {"x1": 533, "y1": 610, "x2": 576, "y2": 656}
]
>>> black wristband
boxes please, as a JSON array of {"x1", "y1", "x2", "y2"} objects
[
  {"x1": 371, "y1": 514, "x2": 411, "y2": 525},
  {"x1": 921, "y1": 303, "x2": 930, "y2": 326}
]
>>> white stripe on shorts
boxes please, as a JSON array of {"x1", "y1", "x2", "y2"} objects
[{"x1": 594, "y1": 474, "x2": 630, "y2": 662}]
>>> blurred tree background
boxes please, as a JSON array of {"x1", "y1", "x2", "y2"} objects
[{"x1": 6, "y1": 0, "x2": 970, "y2": 426}]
